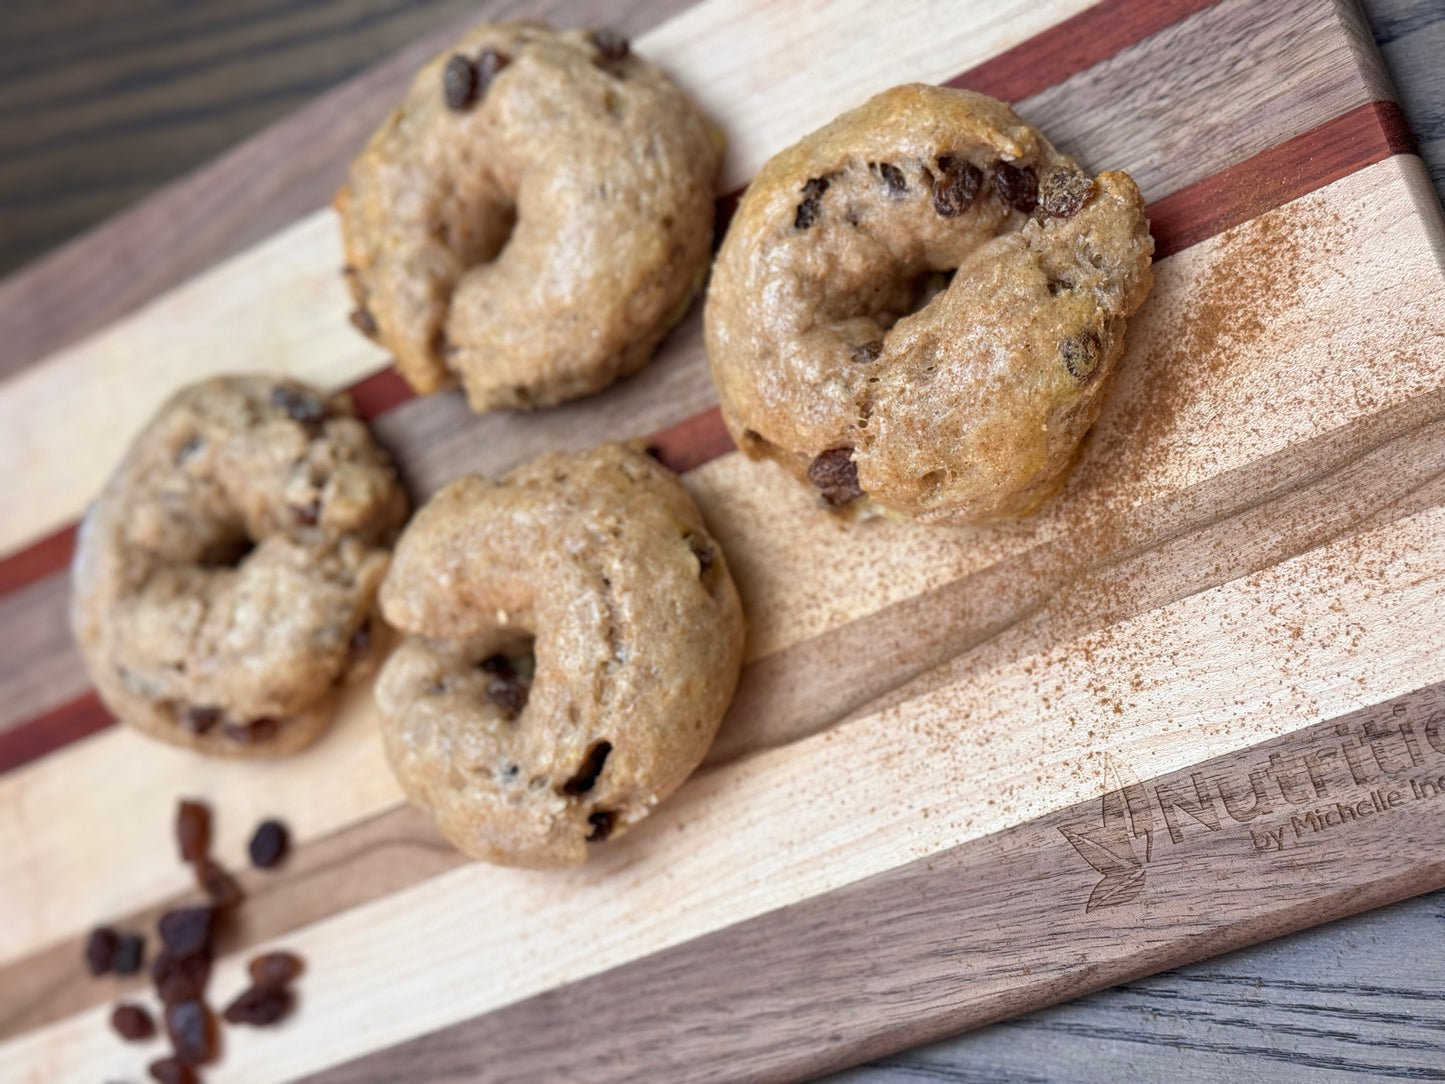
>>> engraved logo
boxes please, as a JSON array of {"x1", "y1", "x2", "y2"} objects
[{"x1": 1058, "y1": 754, "x2": 1153, "y2": 911}]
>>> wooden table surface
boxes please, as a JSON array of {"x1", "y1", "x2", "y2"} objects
[{"x1": 1, "y1": 1, "x2": 1441, "y2": 1080}]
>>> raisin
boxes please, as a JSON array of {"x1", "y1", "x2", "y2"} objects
[
  {"x1": 348, "y1": 622, "x2": 372, "y2": 660},
  {"x1": 873, "y1": 161, "x2": 907, "y2": 199},
  {"x1": 294, "y1": 498, "x2": 321, "y2": 527},
  {"x1": 1038, "y1": 168, "x2": 1094, "y2": 219},
  {"x1": 148, "y1": 1057, "x2": 198, "y2": 1084},
  {"x1": 152, "y1": 950, "x2": 211, "y2": 1005},
  {"x1": 794, "y1": 177, "x2": 829, "y2": 230},
  {"x1": 180, "y1": 706, "x2": 220, "y2": 735},
  {"x1": 223, "y1": 717, "x2": 279, "y2": 744},
  {"x1": 1061, "y1": 330, "x2": 1104, "y2": 382},
  {"x1": 932, "y1": 155, "x2": 982, "y2": 217},
  {"x1": 442, "y1": 54, "x2": 478, "y2": 111},
  {"x1": 223, "y1": 983, "x2": 294, "y2": 1027},
  {"x1": 807, "y1": 448, "x2": 864, "y2": 505},
  {"x1": 587, "y1": 810, "x2": 616, "y2": 842},
  {"x1": 113, "y1": 934, "x2": 146, "y2": 975},
  {"x1": 197, "y1": 859, "x2": 244, "y2": 909},
  {"x1": 476, "y1": 49, "x2": 509, "y2": 94},
  {"x1": 111, "y1": 1002, "x2": 156, "y2": 1042},
  {"x1": 992, "y1": 161, "x2": 1038, "y2": 213},
  {"x1": 591, "y1": 29, "x2": 630, "y2": 61},
  {"x1": 684, "y1": 532, "x2": 715, "y2": 575},
  {"x1": 486, "y1": 674, "x2": 529, "y2": 717},
  {"x1": 348, "y1": 308, "x2": 378, "y2": 337},
  {"x1": 158, "y1": 908, "x2": 214, "y2": 960},
  {"x1": 176, "y1": 800, "x2": 211, "y2": 865},
  {"x1": 561, "y1": 741, "x2": 613, "y2": 796},
  {"x1": 165, "y1": 999, "x2": 216, "y2": 1065},
  {"x1": 249, "y1": 819, "x2": 290, "y2": 869},
  {"x1": 85, "y1": 926, "x2": 118, "y2": 975},
  {"x1": 851, "y1": 340, "x2": 884, "y2": 364},
  {"x1": 270, "y1": 385, "x2": 327, "y2": 426},
  {"x1": 248, "y1": 951, "x2": 305, "y2": 988}
]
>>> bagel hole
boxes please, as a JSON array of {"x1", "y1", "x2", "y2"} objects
[
  {"x1": 561, "y1": 740, "x2": 613, "y2": 796},
  {"x1": 478, "y1": 636, "x2": 535, "y2": 719}
]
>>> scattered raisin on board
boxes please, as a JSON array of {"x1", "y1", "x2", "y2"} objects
[
  {"x1": 152, "y1": 950, "x2": 211, "y2": 1005},
  {"x1": 111, "y1": 1003, "x2": 156, "y2": 1042},
  {"x1": 249, "y1": 951, "x2": 305, "y2": 988},
  {"x1": 197, "y1": 859, "x2": 244, "y2": 908},
  {"x1": 175, "y1": 800, "x2": 211, "y2": 866},
  {"x1": 157, "y1": 908, "x2": 214, "y2": 960},
  {"x1": 248, "y1": 819, "x2": 290, "y2": 869},
  {"x1": 148, "y1": 1056, "x2": 199, "y2": 1084},
  {"x1": 223, "y1": 984, "x2": 294, "y2": 1027},
  {"x1": 165, "y1": 999, "x2": 216, "y2": 1066},
  {"x1": 85, "y1": 926, "x2": 118, "y2": 975},
  {"x1": 113, "y1": 933, "x2": 146, "y2": 975}
]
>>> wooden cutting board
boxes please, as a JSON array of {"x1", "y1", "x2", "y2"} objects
[{"x1": 2, "y1": 0, "x2": 1444, "y2": 1080}]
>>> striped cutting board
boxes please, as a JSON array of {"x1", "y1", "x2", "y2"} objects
[{"x1": 2, "y1": 0, "x2": 1444, "y2": 1080}]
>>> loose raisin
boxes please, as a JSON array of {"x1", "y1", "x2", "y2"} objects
[
  {"x1": 794, "y1": 177, "x2": 829, "y2": 230},
  {"x1": 348, "y1": 308, "x2": 378, "y2": 337},
  {"x1": 443, "y1": 54, "x2": 478, "y2": 111},
  {"x1": 1038, "y1": 168, "x2": 1094, "y2": 219},
  {"x1": 223, "y1": 717, "x2": 279, "y2": 744},
  {"x1": 587, "y1": 810, "x2": 616, "y2": 842},
  {"x1": 148, "y1": 1057, "x2": 198, "y2": 1084},
  {"x1": 992, "y1": 161, "x2": 1038, "y2": 213},
  {"x1": 561, "y1": 741, "x2": 613, "y2": 796},
  {"x1": 113, "y1": 934, "x2": 146, "y2": 975},
  {"x1": 684, "y1": 532, "x2": 715, "y2": 575},
  {"x1": 249, "y1": 819, "x2": 290, "y2": 869},
  {"x1": 180, "y1": 706, "x2": 220, "y2": 735},
  {"x1": 176, "y1": 800, "x2": 211, "y2": 865},
  {"x1": 158, "y1": 908, "x2": 214, "y2": 960},
  {"x1": 932, "y1": 155, "x2": 982, "y2": 217},
  {"x1": 197, "y1": 859, "x2": 244, "y2": 909},
  {"x1": 270, "y1": 385, "x2": 326, "y2": 426},
  {"x1": 111, "y1": 1002, "x2": 156, "y2": 1042},
  {"x1": 807, "y1": 448, "x2": 864, "y2": 505},
  {"x1": 164, "y1": 999, "x2": 216, "y2": 1065},
  {"x1": 851, "y1": 340, "x2": 884, "y2": 364},
  {"x1": 873, "y1": 161, "x2": 907, "y2": 199},
  {"x1": 591, "y1": 29, "x2": 630, "y2": 61},
  {"x1": 152, "y1": 950, "x2": 211, "y2": 1005},
  {"x1": 1061, "y1": 330, "x2": 1104, "y2": 383},
  {"x1": 85, "y1": 926, "x2": 118, "y2": 975},
  {"x1": 476, "y1": 49, "x2": 509, "y2": 95},
  {"x1": 248, "y1": 951, "x2": 305, "y2": 988},
  {"x1": 223, "y1": 983, "x2": 294, "y2": 1027}
]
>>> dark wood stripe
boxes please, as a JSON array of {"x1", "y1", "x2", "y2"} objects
[
  {"x1": 0, "y1": 690, "x2": 108, "y2": 776},
  {"x1": 305, "y1": 684, "x2": 1445, "y2": 1084},
  {"x1": 944, "y1": 0, "x2": 1220, "y2": 103},
  {"x1": 0, "y1": 94, "x2": 1412, "y2": 603}
]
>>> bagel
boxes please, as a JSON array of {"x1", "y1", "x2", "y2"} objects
[
  {"x1": 705, "y1": 84, "x2": 1154, "y2": 524},
  {"x1": 70, "y1": 376, "x2": 409, "y2": 757},
  {"x1": 337, "y1": 23, "x2": 720, "y2": 412},
  {"x1": 375, "y1": 443, "x2": 744, "y2": 867}
]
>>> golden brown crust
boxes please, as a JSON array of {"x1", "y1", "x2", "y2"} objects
[
  {"x1": 70, "y1": 376, "x2": 410, "y2": 758},
  {"x1": 375, "y1": 443, "x2": 745, "y2": 867},
  {"x1": 704, "y1": 84, "x2": 1154, "y2": 524},
  {"x1": 336, "y1": 24, "x2": 720, "y2": 412}
]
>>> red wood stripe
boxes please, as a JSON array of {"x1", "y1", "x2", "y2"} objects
[
  {"x1": 0, "y1": 523, "x2": 76, "y2": 598},
  {"x1": 0, "y1": 691, "x2": 110, "y2": 775},
  {"x1": 945, "y1": 0, "x2": 1221, "y2": 103},
  {"x1": 348, "y1": 366, "x2": 415, "y2": 421}
]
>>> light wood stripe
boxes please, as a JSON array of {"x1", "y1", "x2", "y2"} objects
[
  {"x1": 0, "y1": 154, "x2": 1440, "y2": 1002},
  {"x1": 0, "y1": 0, "x2": 1380, "y2": 562},
  {"x1": 6, "y1": 492, "x2": 1444, "y2": 1081}
]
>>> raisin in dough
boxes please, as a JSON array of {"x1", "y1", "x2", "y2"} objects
[
  {"x1": 337, "y1": 24, "x2": 719, "y2": 413},
  {"x1": 375, "y1": 443, "x2": 745, "y2": 867},
  {"x1": 70, "y1": 376, "x2": 409, "y2": 757},
  {"x1": 705, "y1": 84, "x2": 1154, "y2": 524}
]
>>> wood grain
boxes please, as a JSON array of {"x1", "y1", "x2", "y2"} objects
[
  {"x1": 7, "y1": 492, "x2": 1445, "y2": 1079},
  {"x1": 0, "y1": 0, "x2": 695, "y2": 380}
]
